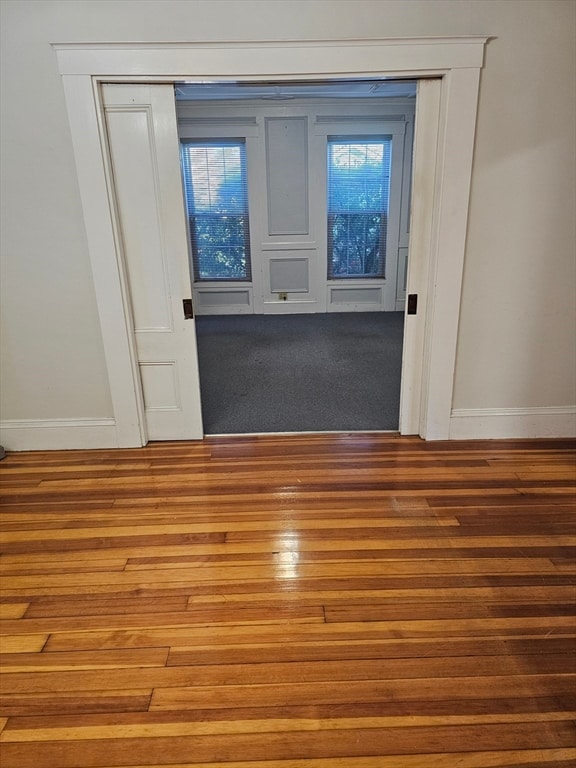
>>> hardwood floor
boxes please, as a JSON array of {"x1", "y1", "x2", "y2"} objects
[{"x1": 0, "y1": 433, "x2": 575, "y2": 767}]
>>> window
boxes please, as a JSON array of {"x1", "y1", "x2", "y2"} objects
[
  {"x1": 327, "y1": 137, "x2": 391, "y2": 279},
  {"x1": 180, "y1": 140, "x2": 251, "y2": 281}
]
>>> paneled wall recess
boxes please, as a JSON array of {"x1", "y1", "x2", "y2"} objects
[{"x1": 265, "y1": 117, "x2": 309, "y2": 236}]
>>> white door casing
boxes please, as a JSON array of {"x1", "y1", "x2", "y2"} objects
[
  {"x1": 102, "y1": 84, "x2": 203, "y2": 441},
  {"x1": 54, "y1": 38, "x2": 487, "y2": 444}
]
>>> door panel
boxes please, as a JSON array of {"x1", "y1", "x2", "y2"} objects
[{"x1": 102, "y1": 84, "x2": 203, "y2": 440}]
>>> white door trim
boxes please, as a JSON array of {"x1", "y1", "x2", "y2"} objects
[{"x1": 54, "y1": 37, "x2": 487, "y2": 444}]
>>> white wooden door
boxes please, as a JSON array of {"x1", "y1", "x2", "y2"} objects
[{"x1": 102, "y1": 84, "x2": 203, "y2": 441}]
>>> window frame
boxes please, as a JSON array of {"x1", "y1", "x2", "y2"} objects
[{"x1": 313, "y1": 117, "x2": 408, "y2": 312}]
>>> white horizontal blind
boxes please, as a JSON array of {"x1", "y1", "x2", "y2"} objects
[
  {"x1": 180, "y1": 140, "x2": 252, "y2": 281},
  {"x1": 327, "y1": 137, "x2": 392, "y2": 279}
]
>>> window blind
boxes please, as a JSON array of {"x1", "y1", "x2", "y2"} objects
[
  {"x1": 180, "y1": 140, "x2": 251, "y2": 281},
  {"x1": 327, "y1": 137, "x2": 391, "y2": 279}
]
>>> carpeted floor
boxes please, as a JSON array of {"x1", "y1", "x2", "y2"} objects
[{"x1": 195, "y1": 312, "x2": 405, "y2": 434}]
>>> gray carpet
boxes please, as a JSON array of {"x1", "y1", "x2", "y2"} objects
[{"x1": 195, "y1": 312, "x2": 404, "y2": 434}]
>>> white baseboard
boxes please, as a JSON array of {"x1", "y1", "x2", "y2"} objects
[
  {"x1": 0, "y1": 418, "x2": 118, "y2": 451},
  {"x1": 1, "y1": 409, "x2": 574, "y2": 451},
  {"x1": 449, "y1": 406, "x2": 576, "y2": 440}
]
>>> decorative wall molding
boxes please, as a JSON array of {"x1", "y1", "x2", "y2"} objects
[
  {"x1": 265, "y1": 116, "x2": 309, "y2": 236},
  {"x1": 0, "y1": 418, "x2": 118, "y2": 452},
  {"x1": 449, "y1": 407, "x2": 576, "y2": 440},
  {"x1": 52, "y1": 37, "x2": 489, "y2": 77},
  {"x1": 193, "y1": 285, "x2": 253, "y2": 315},
  {"x1": 178, "y1": 116, "x2": 258, "y2": 126},
  {"x1": 315, "y1": 114, "x2": 406, "y2": 123},
  {"x1": 261, "y1": 241, "x2": 317, "y2": 251}
]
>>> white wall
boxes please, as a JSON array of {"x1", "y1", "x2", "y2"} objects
[
  {"x1": 454, "y1": 1, "x2": 576, "y2": 410},
  {"x1": 1, "y1": 1, "x2": 574, "y2": 438}
]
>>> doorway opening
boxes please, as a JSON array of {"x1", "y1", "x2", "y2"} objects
[
  {"x1": 55, "y1": 36, "x2": 487, "y2": 445},
  {"x1": 175, "y1": 78, "x2": 416, "y2": 434}
]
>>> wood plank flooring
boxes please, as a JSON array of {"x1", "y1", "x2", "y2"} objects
[{"x1": 0, "y1": 433, "x2": 575, "y2": 767}]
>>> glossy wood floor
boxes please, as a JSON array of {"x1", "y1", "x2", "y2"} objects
[{"x1": 0, "y1": 434, "x2": 575, "y2": 768}]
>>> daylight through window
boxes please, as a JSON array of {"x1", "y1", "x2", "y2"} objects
[
  {"x1": 327, "y1": 138, "x2": 391, "y2": 279},
  {"x1": 181, "y1": 140, "x2": 251, "y2": 281}
]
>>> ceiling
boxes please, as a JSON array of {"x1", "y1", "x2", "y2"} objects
[{"x1": 174, "y1": 79, "x2": 417, "y2": 101}]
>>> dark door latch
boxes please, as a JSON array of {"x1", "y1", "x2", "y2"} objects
[
  {"x1": 407, "y1": 294, "x2": 418, "y2": 315},
  {"x1": 183, "y1": 299, "x2": 194, "y2": 319}
]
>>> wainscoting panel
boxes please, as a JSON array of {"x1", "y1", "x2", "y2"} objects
[
  {"x1": 193, "y1": 287, "x2": 253, "y2": 315},
  {"x1": 328, "y1": 284, "x2": 384, "y2": 311},
  {"x1": 269, "y1": 257, "x2": 309, "y2": 294}
]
